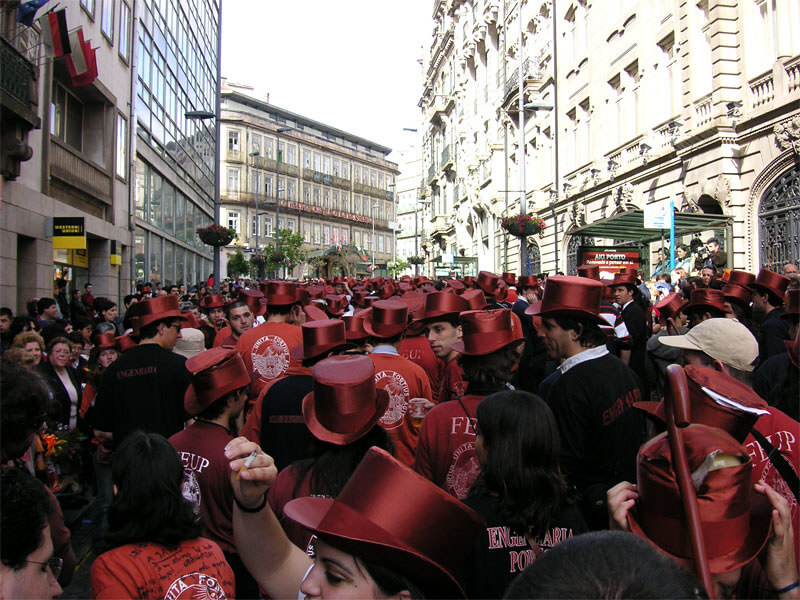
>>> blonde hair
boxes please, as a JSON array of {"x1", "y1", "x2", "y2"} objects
[
  {"x1": 12, "y1": 331, "x2": 45, "y2": 351},
  {"x1": 1, "y1": 347, "x2": 36, "y2": 368}
]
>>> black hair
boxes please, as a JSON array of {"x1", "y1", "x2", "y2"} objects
[
  {"x1": 367, "y1": 332, "x2": 405, "y2": 346},
  {"x1": 458, "y1": 344, "x2": 519, "y2": 385},
  {"x1": 55, "y1": 278, "x2": 67, "y2": 289},
  {"x1": 84, "y1": 282, "x2": 92, "y2": 289},
  {"x1": 40, "y1": 324, "x2": 68, "y2": 347},
  {"x1": 26, "y1": 299, "x2": 38, "y2": 318},
  {"x1": 106, "y1": 431, "x2": 203, "y2": 549},
  {"x1": 689, "y1": 238, "x2": 704, "y2": 252},
  {"x1": 300, "y1": 344, "x2": 350, "y2": 368},
  {"x1": 8, "y1": 316, "x2": 34, "y2": 341},
  {"x1": 67, "y1": 331, "x2": 84, "y2": 346},
  {"x1": 93, "y1": 297, "x2": 117, "y2": 315},
  {"x1": 293, "y1": 425, "x2": 394, "y2": 500},
  {"x1": 123, "y1": 294, "x2": 136, "y2": 307},
  {"x1": 705, "y1": 237, "x2": 720, "y2": 246},
  {"x1": 358, "y1": 557, "x2": 425, "y2": 599},
  {"x1": 0, "y1": 363, "x2": 48, "y2": 457},
  {"x1": 266, "y1": 304, "x2": 293, "y2": 317},
  {"x1": 226, "y1": 300, "x2": 248, "y2": 318},
  {"x1": 195, "y1": 385, "x2": 247, "y2": 421},
  {"x1": 0, "y1": 307, "x2": 12, "y2": 319},
  {"x1": 73, "y1": 316, "x2": 93, "y2": 332},
  {"x1": 472, "y1": 391, "x2": 568, "y2": 539},
  {"x1": 503, "y1": 530, "x2": 705, "y2": 599},
  {"x1": 36, "y1": 297, "x2": 56, "y2": 314},
  {"x1": 138, "y1": 317, "x2": 177, "y2": 341},
  {"x1": 551, "y1": 315, "x2": 607, "y2": 349},
  {"x1": 424, "y1": 316, "x2": 461, "y2": 329},
  {"x1": 1, "y1": 469, "x2": 54, "y2": 570}
]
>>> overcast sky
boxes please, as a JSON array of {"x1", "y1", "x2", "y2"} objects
[{"x1": 221, "y1": 0, "x2": 431, "y2": 160}]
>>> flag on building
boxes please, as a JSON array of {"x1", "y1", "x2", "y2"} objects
[
  {"x1": 65, "y1": 28, "x2": 97, "y2": 86},
  {"x1": 38, "y1": 9, "x2": 70, "y2": 57},
  {"x1": 16, "y1": 0, "x2": 50, "y2": 26}
]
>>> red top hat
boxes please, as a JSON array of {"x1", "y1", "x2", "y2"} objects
[
  {"x1": 332, "y1": 276, "x2": 346, "y2": 285},
  {"x1": 291, "y1": 319, "x2": 347, "y2": 361},
  {"x1": 93, "y1": 332, "x2": 117, "y2": 351},
  {"x1": 324, "y1": 294, "x2": 349, "y2": 317},
  {"x1": 183, "y1": 347, "x2": 251, "y2": 415},
  {"x1": 462, "y1": 276, "x2": 476, "y2": 288},
  {"x1": 461, "y1": 289, "x2": 487, "y2": 311},
  {"x1": 517, "y1": 275, "x2": 539, "y2": 289},
  {"x1": 200, "y1": 294, "x2": 225, "y2": 311},
  {"x1": 749, "y1": 268, "x2": 790, "y2": 302},
  {"x1": 724, "y1": 270, "x2": 755, "y2": 288},
  {"x1": 608, "y1": 271, "x2": 638, "y2": 289},
  {"x1": 115, "y1": 333, "x2": 137, "y2": 352},
  {"x1": 362, "y1": 300, "x2": 408, "y2": 338},
  {"x1": 635, "y1": 364, "x2": 769, "y2": 443},
  {"x1": 686, "y1": 288, "x2": 728, "y2": 314},
  {"x1": 415, "y1": 292, "x2": 469, "y2": 324},
  {"x1": 302, "y1": 304, "x2": 329, "y2": 322},
  {"x1": 284, "y1": 446, "x2": 483, "y2": 598},
  {"x1": 501, "y1": 272, "x2": 516, "y2": 286},
  {"x1": 398, "y1": 282, "x2": 414, "y2": 294},
  {"x1": 239, "y1": 289, "x2": 267, "y2": 318},
  {"x1": 577, "y1": 264, "x2": 600, "y2": 280},
  {"x1": 475, "y1": 271, "x2": 501, "y2": 295},
  {"x1": 179, "y1": 311, "x2": 203, "y2": 330},
  {"x1": 627, "y1": 423, "x2": 771, "y2": 574},
  {"x1": 304, "y1": 285, "x2": 326, "y2": 302},
  {"x1": 301, "y1": 355, "x2": 389, "y2": 445},
  {"x1": 413, "y1": 276, "x2": 432, "y2": 287},
  {"x1": 654, "y1": 293, "x2": 687, "y2": 322},
  {"x1": 494, "y1": 280, "x2": 509, "y2": 302},
  {"x1": 722, "y1": 283, "x2": 751, "y2": 308},
  {"x1": 526, "y1": 275, "x2": 604, "y2": 323},
  {"x1": 350, "y1": 290, "x2": 369, "y2": 308},
  {"x1": 363, "y1": 296, "x2": 379, "y2": 308},
  {"x1": 265, "y1": 281, "x2": 298, "y2": 306},
  {"x1": 342, "y1": 311, "x2": 369, "y2": 341},
  {"x1": 378, "y1": 281, "x2": 397, "y2": 300},
  {"x1": 130, "y1": 296, "x2": 186, "y2": 331},
  {"x1": 444, "y1": 279, "x2": 465, "y2": 292},
  {"x1": 782, "y1": 288, "x2": 799, "y2": 319},
  {"x1": 451, "y1": 309, "x2": 520, "y2": 355}
]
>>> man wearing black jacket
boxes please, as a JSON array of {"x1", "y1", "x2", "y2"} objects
[{"x1": 609, "y1": 271, "x2": 649, "y2": 400}]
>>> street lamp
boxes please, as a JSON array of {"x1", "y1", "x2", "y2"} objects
[
  {"x1": 414, "y1": 198, "x2": 430, "y2": 277},
  {"x1": 274, "y1": 126, "x2": 292, "y2": 278},
  {"x1": 186, "y1": 108, "x2": 221, "y2": 292},
  {"x1": 249, "y1": 151, "x2": 261, "y2": 254},
  {"x1": 549, "y1": 189, "x2": 559, "y2": 273},
  {"x1": 371, "y1": 203, "x2": 379, "y2": 271}
]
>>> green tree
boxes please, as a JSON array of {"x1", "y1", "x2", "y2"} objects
[
  {"x1": 227, "y1": 248, "x2": 250, "y2": 278},
  {"x1": 387, "y1": 258, "x2": 410, "y2": 277},
  {"x1": 267, "y1": 228, "x2": 306, "y2": 273}
]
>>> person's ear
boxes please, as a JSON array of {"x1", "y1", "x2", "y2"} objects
[
  {"x1": 456, "y1": 324, "x2": 463, "y2": 340},
  {"x1": 394, "y1": 591, "x2": 413, "y2": 600},
  {"x1": 712, "y1": 359, "x2": 730, "y2": 375}
]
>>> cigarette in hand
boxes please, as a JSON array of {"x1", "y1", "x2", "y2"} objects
[{"x1": 236, "y1": 450, "x2": 258, "y2": 481}]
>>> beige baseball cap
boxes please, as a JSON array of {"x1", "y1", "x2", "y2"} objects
[{"x1": 660, "y1": 318, "x2": 759, "y2": 371}]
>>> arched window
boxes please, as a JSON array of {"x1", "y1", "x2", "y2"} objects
[
  {"x1": 566, "y1": 235, "x2": 594, "y2": 275},
  {"x1": 759, "y1": 164, "x2": 800, "y2": 271},
  {"x1": 526, "y1": 241, "x2": 541, "y2": 275}
]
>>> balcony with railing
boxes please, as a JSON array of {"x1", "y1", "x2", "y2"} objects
[
  {"x1": 49, "y1": 137, "x2": 112, "y2": 205},
  {"x1": 227, "y1": 149, "x2": 243, "y2": 163},
  {"x1": 1, "y1": 35, "x2": 40, "y2": 179},
  {"x1": 427, "y1": 162, "x2": 438, "y2": 185},
  {"x1": 428, "y1": 94, "x2": 455, "y2": 124},
  {"x1": 441, "y1": 145, "x2": 453, "y2": 171},
  {"x1": 748, "y1": 55, "x2": 800, "y2": 112}
]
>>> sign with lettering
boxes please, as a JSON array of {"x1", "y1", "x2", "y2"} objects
[
  {"x1": 53, "y1": 217, "x2": 87, "y2": 249},
  {"x1": 579, "y1": 247, "x2": 640, "y2": 276},
  {"x1": 644, "y1": 199, "x2": 673, "y2": 229}
]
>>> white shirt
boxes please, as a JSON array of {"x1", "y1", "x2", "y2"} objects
[{"x1": 558, "y1": 345, "x2": 609, "y2": 375}]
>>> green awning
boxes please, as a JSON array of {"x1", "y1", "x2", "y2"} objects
[{"x1": 570, "y1": 210, "x2": 732, "y2": 242}]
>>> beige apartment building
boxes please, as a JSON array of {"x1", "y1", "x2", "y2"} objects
[
  {"x1": 419, "y1": 0, "x2": 800, "y2": 277},
  {"x1": 219, "y1": 87, "x2": 399, "y2": 279}
]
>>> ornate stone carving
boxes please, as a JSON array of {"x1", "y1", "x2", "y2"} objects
[
  {"x1": 714, "y1": 175, "x2": 732, "y2": 208},
  {"x1": 774, "y1": 116, "x2": 800, "y2": 154},
  {"x1": 614, "y1": 182, "x2": 635, "y2": 212}
]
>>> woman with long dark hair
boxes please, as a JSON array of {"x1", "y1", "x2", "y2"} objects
[
  {"x1": 90, "y1": 431, "x2": 235, "y2": 598},
  {"x1": 460, "y1": 390, "x2": 588, "y2": 598}
]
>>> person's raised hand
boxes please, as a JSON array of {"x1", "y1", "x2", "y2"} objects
[
  {"x1": 755, "y1": 481, "x2": 799, "y2": 597},
  {"x1": 224, "y1": 437, "x2": 277, "y2": 510},
  {"x1": 607, "y1": 481, "x2": 638, "y2": 531}
]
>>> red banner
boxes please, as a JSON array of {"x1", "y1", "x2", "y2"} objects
[{"x1": 579, "y1": 247, "x2": 639, "y2": 276}]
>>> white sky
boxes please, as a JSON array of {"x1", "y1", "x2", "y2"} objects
[{"x1": 221, "y1": 0, "x2": 432, "y2": 161}]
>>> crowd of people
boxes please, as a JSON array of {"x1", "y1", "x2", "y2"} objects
[{"x1": 1, "y1": 255, "x2": 798, "y2": 599}]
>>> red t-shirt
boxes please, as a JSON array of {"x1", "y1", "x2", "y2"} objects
[
  {"x1": 267, "y1": 463, "x2": 317, "y2": 551},
  {"x1": 438, "y1": 357, "x2": 466, "y2": 404},
  {"x1": 399, "y1": 336, "x2": 443, "y2": 403},
  {"x1": 414, "y1": 393, "x2": 485, "y2": 499},
  {"x1": 369, "y1": 351, "x2": 433, "y2": 467},
  {"x1": 743, "y1": 407, "x2": 800, "y2": 561},
  {"x1": 168, "y1": 421, "x2": 236, "y2": 554},
  {"x1": 237, "y1": 322, "x2": 303, "y2": 393},
  {"x1": 90, "y1": 537, "x2": 235, "y2": 599},
  {"x1": 212, "y1": 327, "x2": 232, "y2": 348}
]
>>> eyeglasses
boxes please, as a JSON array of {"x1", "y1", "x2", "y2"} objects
[
  {"x1": 25, "y1": 556, "x2": 63, "y2": 579},
  {"x1": 50, "y1": 349, "x2": 71, "y2": 356}
]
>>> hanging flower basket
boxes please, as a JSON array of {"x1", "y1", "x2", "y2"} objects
[
  {"x1": 250, "y1": 254, "x2": 266, "y2": 266},
  {"x1": 197, "y1": 224, "x2": 237, "y2": 246},
  {"x1": 408, "y1": 256, "x2": 425, "y2": 265},
  {"x1": 501, "y1": 214, "x2": 547, "y2": 238},
  {"x1": 269, "y1": 249, "x2": 286, "y2": 263}
]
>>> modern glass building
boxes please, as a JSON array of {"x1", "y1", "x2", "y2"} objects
[{"x1": 132, "y1": 0, "x2": 219, "y2": 287}]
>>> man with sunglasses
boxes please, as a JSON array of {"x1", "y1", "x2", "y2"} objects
[{"x1": 88, "y1": 297, "x2": 191, "y2": 448}]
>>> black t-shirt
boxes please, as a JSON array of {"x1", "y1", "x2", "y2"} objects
[
  {"x1": 620, "y1": 301, "x2": 649, "y2": 392},
  {"x1": 88, "y1": 344, "x2": 190, "y2": 447},
  {"x1": 259, "y1": 374, "x2": 314, "y2": 472},
  {"x1": 459, "y1": 493, "x2": 588, "y2": 599},
  {"x1": 758, "y1": 308, "x2": 790, "y2": 364},
  {"x1": 546, "y1": 352, "x2": 645, "y2": 527}
]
